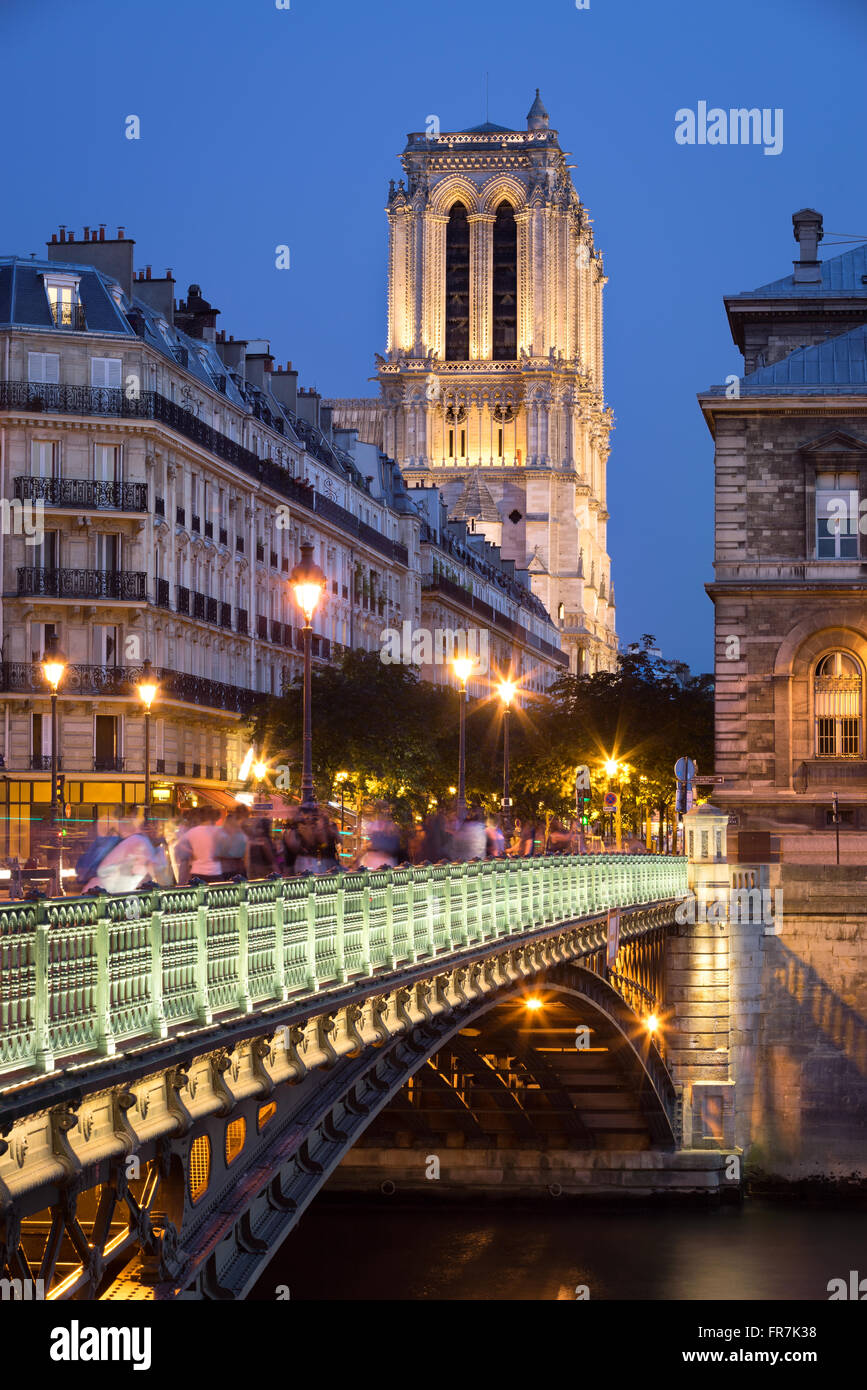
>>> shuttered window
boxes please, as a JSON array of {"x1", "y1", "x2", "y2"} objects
[
  {"x1": 90, "y1": 356, "x2": 123, "y2": 388},
  {"x1": 27, "y1": 352, "x2": 59, "y2": 384}
]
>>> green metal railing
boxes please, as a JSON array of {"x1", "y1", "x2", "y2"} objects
[{"x1": 0, "y1": 855, "x2": 688, "y2": 1077}]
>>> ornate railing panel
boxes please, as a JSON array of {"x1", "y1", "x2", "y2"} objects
[
  {"x1": 0, "y1": 855, "x2": 688, "y2": 1078},
  {"x1": 0, "y1": 661, "x2": 266, "y2": 716},
  {"x1": 17, "y1": 568, "x2": 147, "y2": 600},
  {"x1": 14, "y1": 477, "x2": 148, "y2": 511}
]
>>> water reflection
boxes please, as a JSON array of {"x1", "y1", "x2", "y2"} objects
[{"x1": 251, "y1": 1199, "x2": 867, "y2": 1301}]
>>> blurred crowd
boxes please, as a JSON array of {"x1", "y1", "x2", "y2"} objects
[{"x1": 22, "y1": 798, "x2": 644, "y2": 899}]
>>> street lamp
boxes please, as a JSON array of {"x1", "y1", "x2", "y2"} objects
[
  {"x1": 497, "y1": 678, "x2": 518, "y2": 837},
  {"x1": 136, "y1": 659, "x2": 158, "y2": 823},
  {"x1": 289, "y1": 542, "x2": 326, "y2": 813},
  {"x1": 452, "y1": 656, "x2": 474, "y2": 822},
  {"x1": 41, "y1": 636, "x2": 67, "y2": 895},
  {"x1": 603, "y1": 758, "x2": 623, "y2": 851}
]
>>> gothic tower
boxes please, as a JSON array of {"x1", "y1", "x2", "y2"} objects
[{"x1": 376, "y1": 92, "x2": 618, "y2": 673}]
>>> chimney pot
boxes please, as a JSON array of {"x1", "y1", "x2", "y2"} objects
[
  {"x1": 51, "y1": 234, "x2": 57, "y2": 244},
  {"x1": 166, "y1": 268, "x2": 173, "y2": 278},
  {"x1": 118, "y1": 227, "x2": 125, "y2": 239},
  {"x1": 59, "y1": 228, "x2": 66, "y2": 242},
  {"x1": 99, "y1": 227, "x2": 105, "y2": 241},
  {"x1": 68, "y1": 230, "x2": 75, "y2": 241},
  {"x1": 146, "y1": 266, "x2": 152, "y2": 280},
  {"x1": 84, "y1": 226, "x2": 90, "y2": 241}
]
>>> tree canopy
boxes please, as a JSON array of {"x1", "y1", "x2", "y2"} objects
[{"x1": 249, "y1": 637, "x2": 714, "y2": 827}]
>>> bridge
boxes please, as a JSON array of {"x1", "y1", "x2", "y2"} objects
[{"x1": 0, "y1": 851, "x2": 712, "y2": 1301}]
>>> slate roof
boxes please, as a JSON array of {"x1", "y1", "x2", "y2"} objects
[
  {"x1": 0, "y1": 254, "x2": 369, "y2": 489},
  {"x1": 733, "y1": 242, "x2": 867, "y2": 299},
  {"x1": 741, "y1": 323, "x2": 867, "y2": 388}
]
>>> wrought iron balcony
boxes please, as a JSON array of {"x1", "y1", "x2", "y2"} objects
[
  {"x1": 50, "y1": 303, "x2": 86, "y2": 329},
  {"x1": 236, "y1": 608, "x2": 248, "y2": 635},
  {"x1": 0, "y1": 661, "x2": 267, "y2": 715},
  {"x1": 193, "y1": 591, "x2": 206, "y2": 620},
  {"x1": 94, "y1": 756, "x2": 124, "y2": 773},
  {"x1": 155, "y1": 496, "x2": 165, "y2": 517},
  {"x1": 0, "y1": 381, "x2": 409, "y2": 568},
  {"x1": 177, "y1": 585, "x2": 190, "y2": 614},
  {"x1": 30, "y1": 754, "x2": 62, "y2": 771},
  {"x1": 14, "y1": 477, "x2": 148, "y2": 512},
  {"x1": 219, "y1": 602, "x2": 232, "y2": 629},
  {"x1": 17, "y1": 568, "x2": 147, "y2": 600},
  {"x1": 156, "y1": 578, "x2": 171, "y2": 609},
  {"x1": 219, "y1": 527, "x2": 228, "y2": 547}
]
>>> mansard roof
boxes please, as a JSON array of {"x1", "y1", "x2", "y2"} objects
[{"x1": 735, "y1": 241, "x2": 867, "y2": 300}]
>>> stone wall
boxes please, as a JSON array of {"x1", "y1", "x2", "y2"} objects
[{"x1": 735, "y1": 864, "x2": 867, "y2": 1181}]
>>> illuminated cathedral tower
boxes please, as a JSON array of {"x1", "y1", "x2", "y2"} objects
[{"x1": 376, "y1": 91, "x2": 618, "y2": 673}]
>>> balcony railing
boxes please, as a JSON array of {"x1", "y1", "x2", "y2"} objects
[
  {"x1": 14, "y1": 477, "x2": 148, "y2": 512},
  {"x1": 17, "y1": 568, "x2": 147, "y2": 601},
  {"x1": 30, "y1": 755, "x2": 62, "y2": 771},
  {"x1": 156, "y1": 578, "x2": 171, "y2": 609},
  {"x1": 94, "y1": 756, "x2": 124, "y2": 773},
  {"x1": 0, "y1": 661, "x2": 268, "y2": 716},
  {"x1": 219, "y1": 602, "x2": 232, "y2": 629},
  {"x1": 192, "y1": 591, "x2": 206, "y2": 620},
  {"x1": 50, "y1": 303, "x2": 86, "y2": 329},
  {"x1": 0, "y1": 382, "x2": 408, "y2": 568},
  {"x1": 236, "y1": 608, "x2": 248, "y2": 635},
  {"x1": 176, "y1": 585, "x2": 190, "y2": 615}
]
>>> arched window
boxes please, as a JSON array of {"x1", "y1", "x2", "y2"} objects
[
  {"x1": 815, "y1": 652, "x2": 862, "y2": 757},
  {"x1": 492, "y1": 201, "x2": 517, "y2": 360},
  {"x1": 445, "y1": 203, "x2": 470, "y2": 361}
]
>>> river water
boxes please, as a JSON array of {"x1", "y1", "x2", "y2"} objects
[{"x1": 250, "y1": 1196, "x2": 867, "y2": 1301}]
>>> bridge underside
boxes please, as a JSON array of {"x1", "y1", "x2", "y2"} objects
[{"x1": 0, "y1": 910, "x2": 685, "y2": 1301}]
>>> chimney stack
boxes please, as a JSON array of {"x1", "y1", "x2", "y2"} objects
[
  {"x1": 46, "y1": 223, "x2": 135, "y2": 297},
  {"x1": 793, "y1": 208, "x2": 823, "y2": 284}
]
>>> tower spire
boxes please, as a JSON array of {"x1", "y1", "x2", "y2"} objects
[{"x1": 527, "y1": 88, "x2": 549, "y2": 131}]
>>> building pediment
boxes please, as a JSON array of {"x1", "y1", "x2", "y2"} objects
[{"x1": 799, "y1": 429, "x2": 867, "y2": 456}]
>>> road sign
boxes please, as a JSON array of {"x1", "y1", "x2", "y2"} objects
[
  {"x1": 674, "y1": 756, "x2": 696, "y2": 784},
  {"x1": 603, "y1": 791, "x2": 618, "y2": 810},
  {"x1": 694, "y1": 775, "x2": 731, "y2": 785}
]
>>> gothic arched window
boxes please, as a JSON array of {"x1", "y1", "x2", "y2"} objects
[
  {"x1": 492, "y1": 201, "x2": 517, "y2": 360},
  {"x1": 814, "y1": 651, "x2": 862, "y2": 757},
  {"x1": 445, "y1": 202, "x2": 470, "y2": 361}
]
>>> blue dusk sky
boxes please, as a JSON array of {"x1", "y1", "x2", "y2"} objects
[{"x1": 2, "y1": 0, "x2": 865, "y2": 676}]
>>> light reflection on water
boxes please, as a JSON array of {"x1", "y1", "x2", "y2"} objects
[{"x1": 251, "y1": 1199, "x2": 867, "y2": 1301}]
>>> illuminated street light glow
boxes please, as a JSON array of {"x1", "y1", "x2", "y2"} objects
[
  {"x1": 252, "y1": 761, "x2": 268, "y2": 783},
  {"x1": 604, "y1": 759, "x2": 619, "y2": 778},
  {"x1": 42, "y1": 648, "x2": 67, "y2": 692},
  {"x1": 453, "y1": 656, "x2": 475, "y2": 687},
  {"x1": 525, "y1": 997, "x2": 543, "y2": 1011},
  {"x1": 497, "y1": 678, "x2": 518, "y2": 708},
  {"x1": 646, "y1": 1013, "x2": 659, "y2": 1034}
]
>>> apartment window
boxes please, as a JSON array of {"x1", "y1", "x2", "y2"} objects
[
  {"x1": 30, "y1": 622, "x2": 56, "y2": 662},
  {"x1": 30, "y1": 440, "x2": 58, "y2": 478},
  {"x1": 43, "y1": 274, "x2": 81, "y2": 326},
  {"x1": 816, "y1": 471, "x2": 859, "y2": 559},
  {"x1": 94, "y1": 715, "x2": 118, "y2": 770},
  {"x1": 90, "y1": 357, "x2": 123, "y2": 389},
  {"x1": 94, "y1": 444, "x2": 120, "y2": 482},
  {"x1": 815, "y1": 652, "x2": 861, "y2": 758},
  {"x1": 32, "y1": 712, "x2": 51, "y2": 762},
  {"x1": 27, "y1": 352, "x2": 60, "y2": 384},
  {"x1": 93, "y1": 625, "x2": 119, "y2": 665},
  {"x1": 32, "y1": 531, "x2": 58, "y2": 570},
  {"x1": 95, "y1": 533, "x2": 120, "y2": 570}
]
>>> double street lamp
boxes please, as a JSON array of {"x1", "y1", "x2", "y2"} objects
[
  {"x1": 136, "y1": 659, "x2": 159, "y2": 823},
  {"x1": 41, "y1": 636, "x2": 67, "y2": 896},
  {"x1": 289, "y1": 542, "x2": 326, "y2": 813}
]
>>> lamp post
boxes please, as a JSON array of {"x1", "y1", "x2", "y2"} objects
[
  {"x1": 452, "y1": 657, "x2": 474, "y2": 822},
  {"x1": 136, "y1": 659, "x2": 158, "y2": 823},
  {"x1": 497, "y1": 678, "x2": 517, "y2": 837},
  {"x1": 604, "y1": 758, "x2": 623, "y2": 852},
  {"x1": 41, "y1": 636, "x2": 67, "y2": 896},
  {"x1": 289, "y1": 542, "x2": 326, "y2": 813}
]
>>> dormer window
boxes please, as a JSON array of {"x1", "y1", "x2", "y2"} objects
[{"x1": 43, "y1": 273, "x2": 83, "y2": 328}]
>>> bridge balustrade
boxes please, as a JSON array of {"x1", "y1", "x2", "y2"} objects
[{"x1": 0, "y1": 854, "x2": 687, "y2": 1077}]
